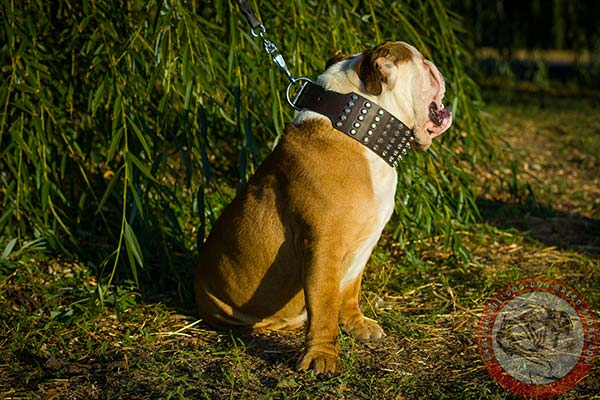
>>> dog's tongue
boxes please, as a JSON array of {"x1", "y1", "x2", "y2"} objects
[{"x1": 428, "y1": 102, "x2": 451, "y2": 127}]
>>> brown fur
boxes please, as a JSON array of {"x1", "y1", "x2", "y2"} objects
[
  {"x1": 355, "y1": 41, "x2": 412, "y2": 95},
  {"x1": 325, "y1": 52, "x2": 355, "y2": 69}
]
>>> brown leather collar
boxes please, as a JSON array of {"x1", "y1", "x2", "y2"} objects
[{"x1": 292, "y1": 81, "x2": 415, "y2": 168}]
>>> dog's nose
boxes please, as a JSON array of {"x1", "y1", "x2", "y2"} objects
[{"x1": 428, "y1": 102, "x2": 451, "y2": 127}]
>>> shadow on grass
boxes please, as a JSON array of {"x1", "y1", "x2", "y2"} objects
[
  {"x1": 477, "y1": 197, "x2": 600, "y2": 257},
  {"x1": 150, "y1": 284, "x2": 304, "y2": 368}
]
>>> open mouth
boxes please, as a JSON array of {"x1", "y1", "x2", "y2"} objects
[{"x1": 428, "y1": 101, "x2": 451, "y2": 127}]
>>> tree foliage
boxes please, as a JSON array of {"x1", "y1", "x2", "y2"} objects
[{"x1": 0, "y1": 0, "x2": 493, "y2": 290}]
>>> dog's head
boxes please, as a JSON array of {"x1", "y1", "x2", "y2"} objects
[{"x1": 318, "y1": 41, "x2": 452, "y2": 150}]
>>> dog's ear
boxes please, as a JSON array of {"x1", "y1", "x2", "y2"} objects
[
  {"x1": 355, "y1": 42, "x2": 412, "y2": 96},
  {"x1": 325, "y1": 52, "x2": 354, "y2": 69}
]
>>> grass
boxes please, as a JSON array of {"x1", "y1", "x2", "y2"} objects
[{"x1": 1, "y1": 91, "x2": 599, "y2": 399}]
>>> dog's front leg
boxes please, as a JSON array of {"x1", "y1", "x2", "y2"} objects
[
  {"x1": 296, "y1": 248, "x2": 342, "y2": 375},
  {"x1": 339, "y1": 271, "x2": 385, "y2": 340}
]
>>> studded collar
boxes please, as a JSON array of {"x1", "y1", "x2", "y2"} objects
[{"x1": 292, "y1": 81, "x2": 415, "y2": 168}]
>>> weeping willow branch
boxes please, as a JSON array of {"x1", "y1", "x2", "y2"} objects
[{"x1": 0, "y1": 0, "x2": 499, "y2": 288}]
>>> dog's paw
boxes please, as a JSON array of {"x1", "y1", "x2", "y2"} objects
[
  {"x1": 297, "y1": 350, "x2": 341, "y2": 375},
  {"x1": 342, "y1": 316, "x2": 385, "y2": 341}
]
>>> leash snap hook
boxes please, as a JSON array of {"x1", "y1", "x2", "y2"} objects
[{"x1": 258, "y1": 35, "x2": 294, "y2": 82}]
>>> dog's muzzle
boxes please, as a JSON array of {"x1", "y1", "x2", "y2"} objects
[{"x1": 428, "y1": 102, "x2": 451, "y2": 127}]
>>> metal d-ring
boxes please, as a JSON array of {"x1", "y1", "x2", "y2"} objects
[{"x1": 286, "y1": 77, "x2": 314, "y2": 110}]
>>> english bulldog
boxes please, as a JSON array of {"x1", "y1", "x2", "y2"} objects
[{"x1": 195, "y1": 41, "x2": 452, "y2": 374}]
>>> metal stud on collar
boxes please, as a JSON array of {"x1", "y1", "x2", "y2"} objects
[
  {"x1": 327, "y1": 91, "x2": 415, "y2": 167},
  {"x1": 284, "y1": 72, "x2": 416, "y2": 168}
]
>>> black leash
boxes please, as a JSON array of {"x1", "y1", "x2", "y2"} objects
[{"x1": 236, "y1": 0, "x2": 262, "y2": 31}]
